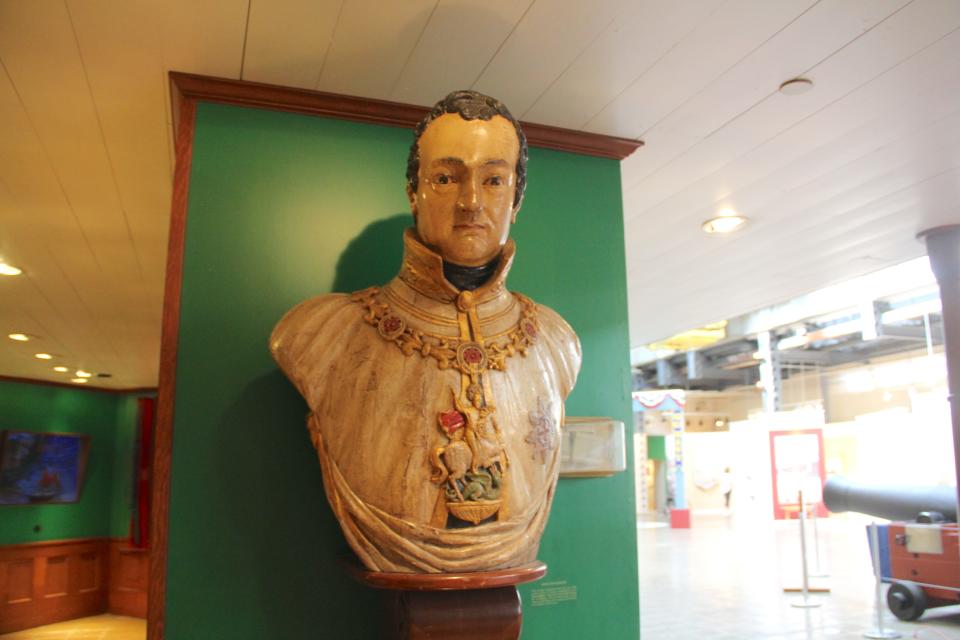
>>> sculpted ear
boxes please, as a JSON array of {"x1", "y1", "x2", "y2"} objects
[
  {"x1": 510, "y1": 192, "x2": 523, "y2": 224},
  {"x1": 406, "y1": 185, "x2": 418, "y2": 221}
]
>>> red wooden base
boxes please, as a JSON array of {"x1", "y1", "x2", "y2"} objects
[
  {"x1": 346, "y1": 561, "x2": 547, "y2": 639},
  {"x1": 670, "y1": 508, "x2": 691, "y2": 528}
]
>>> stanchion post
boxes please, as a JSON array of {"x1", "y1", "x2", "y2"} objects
[
  {"x1": 791, "y1": 490, "x2": 821, "y2": 608},
  {"x1": 809, "y1": 499, "x2": 829, "y2": 578},
  {"x1": 863, "y1": 522, "x2": 900, "y2": 639}
]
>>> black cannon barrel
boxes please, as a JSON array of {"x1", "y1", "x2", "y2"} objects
[{"x1": 823, "y1": 477, "x2": 957, "y2": 522}]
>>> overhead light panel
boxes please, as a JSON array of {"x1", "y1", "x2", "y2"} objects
[
  {"x1": 0, "y1": 262, "x2": 22, "y2": 276},
  {"x1": 35, "y1": 353, "x2": 53, "y2": 360},
  {"x1": 53, "y1": 366, "x2": 69, "y2": 373},
  {"x1": 8, "y1": 333, "x2": 31, "y2": 342},
  {"x1": 779, "y1": 77, "x2": 813, "y2": 95},
  {"x1": 75, "y1": 370, "x2": 92, "y2": 378},
  {"x1": 70, "y1": 378, "x2": 88, "y2": 384},
  {"x1": 702, "y1": 210, "x2": 748, "y2": 234}
]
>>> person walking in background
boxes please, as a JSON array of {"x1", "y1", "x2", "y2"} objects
[{"x1": 720, "y1": 467, "x2": 733, "y2": 510}]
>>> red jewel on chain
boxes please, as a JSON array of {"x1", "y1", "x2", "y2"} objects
[
  {"x1": 378, "y1": 314, "x2": 405, "y2": 338},
  {"x1": 463, "y1": 347, "x2": 484, "y2": 364},
  {"x1": 523, "y1": 321, "x2": 538, "y2": 339}
]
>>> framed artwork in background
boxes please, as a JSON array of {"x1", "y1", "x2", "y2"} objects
[{"x1": 0, "y1": 430, "x2": 91, "y2": 505}]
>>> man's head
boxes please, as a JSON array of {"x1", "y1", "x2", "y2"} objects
[{"x1": 406, "y1": 90, "x2": 528, "y2": 267}]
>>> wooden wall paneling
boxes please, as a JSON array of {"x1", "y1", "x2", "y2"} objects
[
  {"x1": 44, "y1": 554, "x2": 69, "y2": 597},
  {"x1": 108, "y1": 540, "x2": 148, "y2": 618},
  {"x1": 0, "y1": 538, "x2": 108, "y2": 635},
  {"x1": 5, "y1": 559, "x2": 33, "y2": 604},
  {"x1": 78, "y1": 551, "x2": 99, "y2": 593}
]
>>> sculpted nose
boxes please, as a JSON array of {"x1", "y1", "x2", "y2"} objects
[{"x1": 457, "y1": 176, "x2": 482, "y2": 213}]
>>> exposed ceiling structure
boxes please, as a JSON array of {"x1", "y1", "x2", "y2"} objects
[{"x1": 1, "y1": 0, "x2": 958, "y2": 389}]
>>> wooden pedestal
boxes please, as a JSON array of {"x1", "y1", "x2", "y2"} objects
[{"x1": 346, "y1": 561, "x2": 547, "y2": 640}]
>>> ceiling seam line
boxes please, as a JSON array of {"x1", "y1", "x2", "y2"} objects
[
  {"x1": 0, "y1": 56, "x2": 104, "y2": 275},
  {"x1": 623, "y1": 0, "x2": 920, "y2": 193},
  {"x1": 46, "y1": 246, "x2": 123, "y2": 363},
  {"x1": 622, "y1": 19, "x2": 960, "y2": 218},
  {"x1": 239, "y1": 0, "x2": 253, "y2": 80},
  {"x1": 623, "y1": 0, "x2": 922, "y2": 194},
  {"x1": 576, "y1": 0, "x2": 729, "y2": 132},
  {"x1": 468, "y1": 0, "x2": 536, "y2": 89},
  {"x1": 584, "y1": 0, "x2": 825, "y2": 134},
  {"x1": 386, "y1": 0, "x2": 440, "y2": 99},
  {"x1": 629, "y1": 172, "x2": 960, "y2": 292},
  {"x1": 314, "y1": 0, "x2": 347, "y2": 91},
  {"x1": 622, "y1": 96, "x2": 960, "y2": 231},
  {"x1": 64, "y1": 0, "x2": 147, "y2": 283},
  {"x1": 519, "y1": 9, "x2": 625, "y2": 122}
]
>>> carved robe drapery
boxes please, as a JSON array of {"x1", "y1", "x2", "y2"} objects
[{"x1": 270, "y1": 229, "x2": 580, "y2": 573}]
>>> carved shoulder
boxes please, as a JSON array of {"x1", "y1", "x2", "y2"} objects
[
  {"x1": 533, "y1": 303, "x2": 582, "y2": 398},
  {"x1": 269, "y1": 293, "x2": 353, "y2": 373}
]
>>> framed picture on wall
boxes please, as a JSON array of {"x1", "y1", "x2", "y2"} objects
[{"x1": 0, "y1": 430, "x2": 91, "y2": 505}]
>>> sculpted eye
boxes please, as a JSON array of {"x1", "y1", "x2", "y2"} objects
[
  {"x1": 485, "y1": 175, "x2": 504, "y2": 186},
  {"x1": 435, "y1": 174, "x2": 454, "y2": 185}
]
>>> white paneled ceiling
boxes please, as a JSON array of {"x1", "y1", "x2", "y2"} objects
[{"x1": 0, "y1": 0, "x2": 957, "y2": 388}]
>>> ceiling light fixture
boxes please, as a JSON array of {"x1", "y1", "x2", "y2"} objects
[
  {"x1": 53, "y1": 366, "x2": 69, "y2": 372},
  {"x1": 71, "y1": 378, "x2": 88, "y2": 384},
  {"x1": 779, "y1": 77, "x2": 813, "y2": 95},
  {"x1": 702, "y1": 210, "x2": 748, "y2": 234},
  {"x1": 35, "y1": 353, "x2": 53, "y2": 360},
  {"x1": 0, "y1": 262, "x2": 23, "y2": 276},
  {"x1": 76, "y1": 370, "x2": 92, "y2": 378},
  {"x1": 8, "y1": 333, "x2": 31, "y2": 342}
]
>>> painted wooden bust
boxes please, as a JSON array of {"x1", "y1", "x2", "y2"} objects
[{"x1": 270, "y1": 91, "x2": 581, "y2": 573}]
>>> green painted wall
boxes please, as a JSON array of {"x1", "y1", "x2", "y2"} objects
[
  {"x1": 166, "y1": 102, "x2": 639, "y2": 639},
  {"x1": 0, "y1": 379, "x2": 140, "y2": 544}
]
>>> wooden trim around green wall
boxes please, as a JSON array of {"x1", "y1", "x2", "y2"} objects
[
  {"x1": 169, "y1": 72, "x2": 644, "y2": 160},
  {"x1": 0, "y1": 375, "x2": 156, "y2": 395},
  {"x1": 150, "y1": 74, "x2": 640, "y2": 640},
  {"x1": 149, "y1": 87, "x2": 197, "y2": 640}
]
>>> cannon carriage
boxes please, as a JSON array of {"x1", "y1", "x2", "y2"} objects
[{"x1": 824, "y1": 477, "x2": 959, "y2": 621}]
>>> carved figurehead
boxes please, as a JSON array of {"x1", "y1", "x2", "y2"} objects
[{"x1": 270, "y1": 90, "x2": 581, "y2": 573}]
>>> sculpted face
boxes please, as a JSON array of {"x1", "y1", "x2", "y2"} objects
[{"x1": 409, "y1": 113, "x2": 521, "y2": 267}]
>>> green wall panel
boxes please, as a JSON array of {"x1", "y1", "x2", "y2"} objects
[
  {"x1": 0, "y1": 379, "x2": 139, "y2": 544},
  {"x1": 166, "y1": 102, "x2": 639, "y2": 639}
]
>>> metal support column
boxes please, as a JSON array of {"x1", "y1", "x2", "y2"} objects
[
  {"x1": 920, "y1": 224, "x2": 960, "y2": 513},
  {"x1": 757, "y1": 331, "x2": 782, "y2": 413}
]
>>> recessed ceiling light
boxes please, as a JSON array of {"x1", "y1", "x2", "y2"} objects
[
  {"x1": 8, "y1": 333, "x2": 31, "y2": 342},
  {"x1": 702, "y1": 214, "x2": 748, "y2": 234},
  {"x1": 53, "y1": 366, "x2": 69, "y2": 372},
  {"x1": 779, "y1": 77, "x2": 813, "y2": 95},
  {"x1": 35, "y1": 353, "x2": 53, "y2": 360},
  {"x1": 0, "y1": 262, "x2": 23, "y2": 276},
  {"x1": 70, "y1": 378, "x2": 88, "y2": 384},
  {"x1": 75, "y1": 370, "x2": 92, "y2": 378}
]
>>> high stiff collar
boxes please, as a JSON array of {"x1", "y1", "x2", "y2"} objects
[{"x1": 398, "y1": 228, "x2": 515, "y2": 305}]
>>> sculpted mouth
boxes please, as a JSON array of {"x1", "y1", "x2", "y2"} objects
[{"x1": 454, "y1": 223, "x2": 486, "y2": 231}]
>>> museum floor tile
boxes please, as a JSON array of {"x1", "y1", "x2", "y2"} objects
[
  {"x1": 638, "y1": 512, "x2": 960, "y2": 639},
  {"x1": 0, "y1": 614, "x2": 145, "y2": 640}
]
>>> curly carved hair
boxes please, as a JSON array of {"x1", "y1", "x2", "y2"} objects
[{"x1": 406, "y1": 90, "x2": 528, "y2": 211}]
